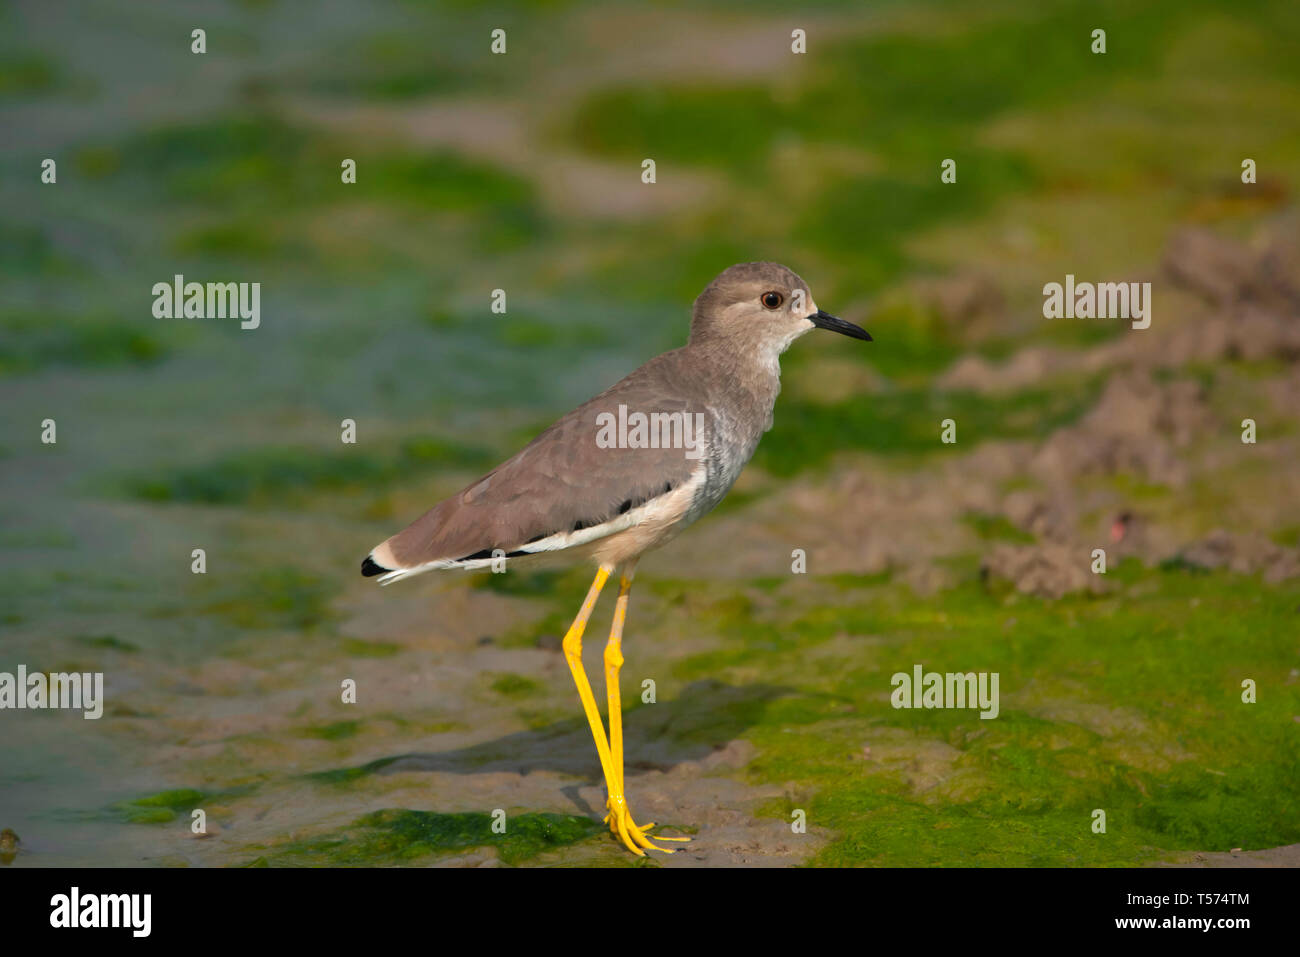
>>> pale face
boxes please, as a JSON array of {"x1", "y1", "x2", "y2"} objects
[
  {"x1": 711, "y1": 275, "x2": 869, "y2": 352},
  {"x1": 720, "y1": 278, "x2": 819, "y2": 341}
]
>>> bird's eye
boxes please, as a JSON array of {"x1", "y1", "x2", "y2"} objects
[{"x1": 761, "y1": 291, "x2": 783, "y2": 310}]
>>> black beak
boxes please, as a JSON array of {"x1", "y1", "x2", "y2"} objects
[{"x1": 810, "y1": 309, "x2": 871, "y2": 341}]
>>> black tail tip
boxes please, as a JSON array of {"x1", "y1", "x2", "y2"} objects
[{"x1": 361, "y1": 555, "x2": 387, "y2": 578}]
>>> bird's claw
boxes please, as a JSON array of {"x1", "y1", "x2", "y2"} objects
[{"x1": 604, "y1": 796, "x2": 690, "y2": 855}]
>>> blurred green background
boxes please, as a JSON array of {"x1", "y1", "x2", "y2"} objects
[{"x1": 1, "y1": 0, "x2": 1298, "y2": 867}]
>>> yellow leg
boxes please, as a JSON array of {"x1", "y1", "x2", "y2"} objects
[
  {"x1": 602, "y1": 559, "x2": 690, "y2": 855},
  {"x1": 561, "y1": 565, "x2": 620, "y2": 802}
]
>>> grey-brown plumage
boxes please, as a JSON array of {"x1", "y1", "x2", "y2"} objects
[{"x1": 363, "y1": 262, "x2": 869, "y2": 584}]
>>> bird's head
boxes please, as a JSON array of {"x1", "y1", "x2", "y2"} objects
[{"x1": 689, "y1": 261, "x2": 870, "y2": 354}]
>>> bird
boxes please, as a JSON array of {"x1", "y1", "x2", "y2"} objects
[{"x1": 361, "y1": 262, "x2": 871, "y2": 856}]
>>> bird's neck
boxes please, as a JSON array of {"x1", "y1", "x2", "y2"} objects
[{"x1": 688, "y1": 337, "x2": 786, "y2": 434}]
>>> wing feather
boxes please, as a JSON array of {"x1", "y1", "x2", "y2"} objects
[{"x1": 376, "y1": 350, "x2": 711, "y2": 571}]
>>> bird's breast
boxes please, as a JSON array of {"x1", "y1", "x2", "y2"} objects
[{"x1": 686, "y1": 402, "x2": 768, "y2": 522}]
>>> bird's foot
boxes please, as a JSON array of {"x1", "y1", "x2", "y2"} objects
[{"x1": 604, "y1": 795, "x2": 690, "y2": 856}]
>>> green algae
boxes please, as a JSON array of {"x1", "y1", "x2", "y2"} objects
[
  {"x1": 117, "y1": 437, "x2": 492, "y2": 507},
  {"x1": 101, "y1": 113, "x2": 542, "y2": 224},
  {"x1": 305, "y1": 757, "x2": 401, "y2": 786},
  {"x1": 297, "y1": 721, "x2": 362, "y2": 741},
  {"x1": 247, "y1": 809, "x2": 603, "y2": 866},
  {"x1": 201, "y1": 568, "x2": 335, "y2": 632},
  {"x1": 962, "y1": 512, "x2": 1036, "y2": 544},
  {"x1": 116, "y1": 788, "x2": 206, "y2": 825},
  {"x1": 73, "y1": 635, "x2": 139, "y2": 653},
  {"x1": 0, "y1": 54, "x2": 59, "y2": 96},
  {"x1": 488, "y1": 673, "x2": 544, "y2": 699},
  {"x1": 473, "y1": 568, "x2": 567, "y2": 598},
  {"x1": 342, "y1": 639, "x2": 401, "y2": 658},
  {"x1": 670, "y1": 563, "x2": 1300, "y2": 866},
  {"x1": 0, "y1": 311, "x2": 169, "y2": 375},
  {"x1": 755, "y1": 376, "x2": 1104, "y2": 476}
]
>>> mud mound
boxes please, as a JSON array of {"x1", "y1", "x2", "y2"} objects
[
  {"x1": 1267, "y1": 364, "x2": 1300, "y2": 413},
  {"x1": 1164, "y1": 229, "x2": 1266, "y2": 308},
  {"x1": 1163, "y1": 225, "x2": 1300, "y2": 314},
  {"x1": 909, "y1": 273, "x2": 1006, "y2": 342},
  {"x1": 1173, "y1": 529, "x2": 1300, "y2": 583},
  {"x1": 937, "y1": 219, "x2": 1300, "y2": 394},
  {"x1": 758, "y1": 442, "x2": 1029, "y2": 585},
  {"x1": 980, "y1": 543, "x2": 1104, "y2": 599},
  {"x1": 937, "y1": 346, "x2": 1072, "y2": 393},
  {"x1": 1000, "y1": 489, "x2": 1076, "y2": 543},
  {"x1": 1145, "y1": 221, "x2": 1300, "y2": 364},
  {"x1": 1032, "y1": 371, "x2": 1212, "y2": 486}
]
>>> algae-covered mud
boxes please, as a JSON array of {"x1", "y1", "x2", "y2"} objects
[{"x1": 2, "y1": 1, "x2": 1299, "y2": 868}]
